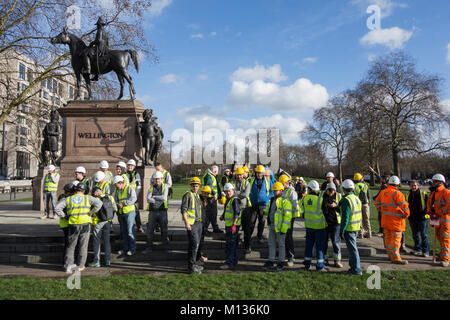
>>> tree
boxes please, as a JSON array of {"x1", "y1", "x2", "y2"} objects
[
  {"x1": 0, "y1": 0, "x2": 156, "y2": 124},
  {"x1": 362, "y1": 51, "x2": 449, "y2": 176},
  {"x1": 303, "y1": 95, "x2": 352, "y2": 181}
]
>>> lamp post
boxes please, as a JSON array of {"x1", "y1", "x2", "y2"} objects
[
  {"x1": 168, "y1": 139, "x2": 175, "y2": 174},
  {"x1": 1, "y1": 122, "x2": 6, "y2": 177}
]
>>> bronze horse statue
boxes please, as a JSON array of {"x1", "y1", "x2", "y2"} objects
[{"x1": 50, "y1": 27, "x2": 139, "y2": 100}]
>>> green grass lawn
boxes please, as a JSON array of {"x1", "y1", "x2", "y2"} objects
[
  {"x1": 0, "y1": 197, "x2": 33, "y2": 202},
  {"x1": 0, "y1": 270, "x2": 448, "y2": 300}
]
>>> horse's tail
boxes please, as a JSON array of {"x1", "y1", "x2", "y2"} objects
[{"x1": 127, "y1": 49, "x2": 139, "y2": 73}]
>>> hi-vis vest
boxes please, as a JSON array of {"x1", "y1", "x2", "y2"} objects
[
  {"x1": 355, "y1": 182, "x2": 368, "y2": 197},
  {"x1": 284, "y1": 187, "x2": 300, "y2": 218},
  {"x1": 202, "y1": 172, "x2": 218, "y2": 198},
  {"x1": 66, "y1": 194, "x2": 92, "y2": 225},
  {"x1": 232, "y1": 179, "x2": 252, "y2": 208},
  {"x1": 128, "y1": 171, "x2": 138, "y2": 190},
  {"x1": 183, "y1": 191, "x2": 200, "y2": 225},
  {"x1": 58, "y1": 197, "x2": 69, "y2": 229},
  {"x1": 224, "y1": 196, "x2": 241, "y2": 227},
  {"x1": 117, "y1": 186, "x2": 134, "y2": 214},
  {"x1": 94, "y1": 180, "x2": 110, "y2": 195},
  {"x1": 300, "y1": 194, "x2": 326, "y2": 229},
  {"x1": 343, "y1": 193, "x2": 362, "y2": 232},
  {"x1": 406, "y1": 190, "x2": 427, "y2": 211},
  {"x1": 147, "y1": 184, "x2": 168, "y2": 211},
  {"x1": 319, "y1": 190, "x2": 343, "y2": 223},
  {"x1": 264, "y1": 197, "x2": 293, "y2": 233},
  {"x1": 250, "y1": 176, "x2": 270, "y2": 196},
  {"x1": 44, "y1": 173, "x2": 59, "y2": 192}
]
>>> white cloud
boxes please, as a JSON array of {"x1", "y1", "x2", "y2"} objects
[
  {"x1": 360, "y1": 27, "x2": 413, "y2": 50},
  {"x1": 303, "y1": 57, "x2": 318, "y2": 63},
  {"x1": 190, "y1": 33, "x2": 204, "y2": 39},
  {"x1": 351, "y1": 0, "x2": 407, "y2": 18},
  {"x1": 229, "y1": 63, "x2": 287, "y2": 83},
  {"x1": 187, "y1": 24, "x2": 200, "y2": 29},
  {"x1": 227, "y1": 78, "x2": 329, "y2": 113},
  {"x1": 160, "y1": 73, "x2": 182, "y2": 84},
  {"x1": 184, "y1": 115, "x2": 231, "y2": 133},
  {"x1": 210, "y1": 32, "x2": 217, "y2": 37},
  {"x1": 447, "y1": 44, "x2": 450, "y2": 63},
  {"x1": 198, "y1": 74, "x2": 208, "y2": 81},
  {"x1": 148, "y1": 0, "x2": 173, "y2": 17},
  {"x1": 368, "y1": 54, "x2": 377, "y2": 62}
]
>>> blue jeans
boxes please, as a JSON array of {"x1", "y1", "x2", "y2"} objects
[
  {"x1": 325, "y1": 225, "x2": 341, "y2": 262},
  {"x1": 118, "y1": 211, "x2": 136, "y2": 253},
  {"x1": 409, "y1": 220, "x2": 429, "y2": 254},
  {"x1": 344, "y1": 231, "x2": 362, "y2": 275},
  {"x1": 92, "y1": 220, "x2": 111, "y2": 263},
  {"x1": 225, "y1": 226, "x2": 240, "y2": 267},
  {"x1": 304, "y1": 228, "x2": 326, "y2": 270}
]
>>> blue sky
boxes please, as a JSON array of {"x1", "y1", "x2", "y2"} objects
[{"x1": 115, "y1": 0, "x2": 450, "y2": 147}]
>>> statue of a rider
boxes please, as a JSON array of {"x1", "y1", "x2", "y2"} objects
[{"x1": 81, "y1": 16, "x2": 110, "y2": 81}]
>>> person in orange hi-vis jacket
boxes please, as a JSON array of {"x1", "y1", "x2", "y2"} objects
[
  {"x1": 374, "y1": 175, "x2": 410, "y2": 264},
  {"x1": 427, "y1": 174, "x2": 450, "y2": 267}
]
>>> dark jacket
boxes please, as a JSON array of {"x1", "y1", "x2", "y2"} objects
[
  {"x1": 322, "y1": 192, "x2": 340, "y2": 226},
  {"x1": 407, "y1": 190, "x2": 428, "y2": 221}
]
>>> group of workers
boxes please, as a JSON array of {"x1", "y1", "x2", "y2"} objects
[{"x1": 42, "y1": 161, "x2": 450, "y2": 274}]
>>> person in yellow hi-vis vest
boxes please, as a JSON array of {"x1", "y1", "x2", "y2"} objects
[
  {"x1": 114, "y1": 175, "x2": 137, "y2": 256},
  {"x1": 181, "y1": 177, "x2": 203, "y2": 274},
  {"x1": 219, "y1": 183, "x2": 241, "y2": 270},
  {"x1": 56, "y1": 182, "x2": 76, "y2": 266},
  {"x1": 299, "y1": 180, "x2": 328, "y2": 272},
  {"x1": 263, "y1": 182, "x2": 293, "y2": 271},
  {"x1": 42, "y1": 165, "x2": 60, "y2": 219},
  {"x1": 321, "y1": 182, "x2": 343, "y2": 268},
  {"x1": 232, "y1": 167, "x2": 252, "y2": 254},
  {"x1": 279, "y1": 175, "x2": 298, "y2": 267},
  {"x1": 54, "y1": 182, "x2": 102, "y2": 273}
]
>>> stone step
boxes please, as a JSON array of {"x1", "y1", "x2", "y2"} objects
[{"x1": 0, "y1": 245, "x2": 375, "y2": 264}]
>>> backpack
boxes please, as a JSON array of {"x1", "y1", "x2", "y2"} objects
[{"x1": 97, "y1": 196, "x2": 114, "y2": 221}]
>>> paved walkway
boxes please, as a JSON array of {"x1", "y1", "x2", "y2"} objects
[{"x1": 0, "y1": 200, "x2": 447, "y2": 278}]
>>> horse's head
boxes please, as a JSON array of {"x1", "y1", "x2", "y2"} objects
[{"x1": 50, "y1": 27, "x2": 71, "y2": 45}]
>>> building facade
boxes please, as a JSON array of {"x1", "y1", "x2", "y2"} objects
[{"x1": 0, "y1": 50, "x2": 87, "y2": 178}]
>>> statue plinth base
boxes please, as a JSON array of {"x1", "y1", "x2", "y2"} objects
[
  {"x1": 136, "y1": 166, "x2": 156, "y2": 210},
  {"x1": 32, "y1": 99, "x2": 147, "y2": 210},
  {"x1": 32, "y1": 168, "x2": 45, "y2": 211}
]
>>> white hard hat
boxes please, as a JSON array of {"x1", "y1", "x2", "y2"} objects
[
  {"x1": 153, "y1": 171, "x2": 164, "y2": 179},
  {"x1": 99, "y1": 160, "x2": 109, "y2": 169},
  {"x1": 326, "y1": 172, "x2": 335, "y2": 178},
  {"x1": 326, "y1": 182, "x2": 336, "y2": 190},
  {"x1": 127, "y1": 159, "x2": 136, "y2": 166},
  {"x1": 224, "y1": 168, "x2": 231, "y2": 173},
  {"x1": 94, "y1": 171, "x2": 106, "y2": 183},
  {"x1": 342, "y1": 179, "x2": 355, "y2": 190},
  {"x1": 117, "y1": 161, "x2": 126, "y2": 168},
  {"x1": 388, "y1": 175, "x2": 401, "y2": 185},
  {"x1": 71, "y1": 180, "x2": 79, "y2": 186},
  {"x1": 299, "y1": 177, "x2": 304, "y2": 182},
  {"x1": 47, "y1": 165, "x2": 56, "y2": 171},
  {"x1": 224, "y1": 183, "x2": 234, "y2": 191},
  {"x1": 432, "y1": 174, "x2": 445, "y2": 183},
  {"x1": 307, "y1": 180, "x2": 320, "y2": 192},
  {"x1": 75, "y1": 166, "x2": 86, "y2": 174},
  {"x1": 113, "y1": 175, "x2": 124, "y2": 184}
]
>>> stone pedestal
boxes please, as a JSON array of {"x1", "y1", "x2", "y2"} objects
[
  {"x1": 33, "y1": 99, "x2": 147, "y2": 210},
  {"x1": 32, "y1": 168, "x2": 45, "y2": 211},
  {"x1": 136, "y1": 166, "x2": 156, "y2": 211}
]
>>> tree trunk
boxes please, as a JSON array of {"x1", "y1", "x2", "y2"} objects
[
  {"x1": 338, "y1": 159, "x2": 343, "y2": 183},
  {"x1": 392, "y1": 147, "x2": 400, "y2": 177}
]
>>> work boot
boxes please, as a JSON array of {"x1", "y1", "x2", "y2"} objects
[
  {"x1": 155, "y1": 226, "x2": 161, "y2": 233},
  {"x1": 441, "y1": 261, "x2": 449, "y2": 267},
  {"x1": 78, "y1": 266, "x2": 86, "y2": 272},
  {"x1": 40, "y1": 214, "x2": 48, "y2": 219},
  {"x1": 392, "y1": 260, "x2": 408, "y2": 265},
  {"x1": 138, "y1": 227, "x2": 145, "y2": 233},
  {"x1": 334, "y1": 261, "x2": 343, "y2": 268},
  {"x1": 263, "y1": 260, "x2": 274, "y2": 270},
  {"x1": 287, "y1": 259, "x2": 294, "y2": 267},
  {"x1": 317, "y1": 268, "x2": 328, "y2": 273},
  {"x1": 200, "y1": 255, "x2": 208, "y2": 262},
  {"x1": 276, "y1": 263, "x2": 284, "y2": 272},
  {"x1": 213, "y1": 228, "x2": 224, "y2": 234},
  {"x1": 413, "y1": 251, "x2": 422, "y2": 256},
  {"x1": 88, "y1": 262, "x2": 100, "y2": 268},
  {"x1": 245, "y1": 247, "x2": 252, "y2": 254}
]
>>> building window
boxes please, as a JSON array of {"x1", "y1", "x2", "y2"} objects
[
  {"x1": 16, "y1": 151, "x2": 30, "y2": 178},
  {"x1": 69, "y1": 86, "x2": 73, "y2": 99},
  {"x1": 40, "y1": 121, "x2": 46, "y2": 129},
  {"x1": 21, "y1": 83, "x2": 27, "y2": 92},
  {"x1": 18, "y1": 117, "x2": 25, "y2": 125},
  {"x1": 59, "y1": 83, "x2": 64, "y2": 97},
  {"x1": 52, "y1": 79, "x2": 58, "y2": 94},
  {"x1": 41, "y1": 79, "x2": 46, "y2": 87},
  {"x1": 43, "y1": 91, "x2": 49, "y2": 100},
  {"x1": 20, "y1": 127, "x2": 28, "y2": 136},
  {"x1": 55, "y1": 97, "x2": 60, "y2": 105},
  {"x1": 20, "y1": 137, "x2": 28, "y2": 146},
  {"x1": 27, "y1": 68, "x2": 33, "y2": 82},
  {"x1": 19, "y1": 105, "x2": 29, "y2": 113},
  {"x1": 47, "y1": 78, "x2": 52, "y2": 91},
  {"x1": 19, "y1": 63, "x2": 26, "y2": 80}
]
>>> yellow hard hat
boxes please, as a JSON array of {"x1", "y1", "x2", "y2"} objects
[
  {"x1": 272, "y1": 182, "x2": 285, "y2": 191},
  {"x1": 218, "y1": 195, "x2": 227, "y2": 205},
  {"x1": 279, "y1": 175, "x2": 291, "y2": 185},
  {"x1": 255, "y1": 165, "x2": 266, "y2": 173},
  {"x1": 235, "y1": 167, "x2": 245, "y2": 175},
  {"x1": 190, "y1": 177, "x2": 201, "y2": 185},
  {"x1": 354, "y1": 173, "x2": 363, "y2": 181},
  {"x1": 201, "y1": 186, "x2": 211, "y2": 194},
  {"x1": 243, "y1": 166, "x2": 249, "y2": 173},
  {"x1": 293, "y1": 176, "x2": 299, "y2": 181}
]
